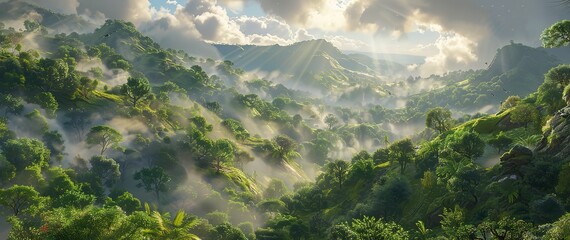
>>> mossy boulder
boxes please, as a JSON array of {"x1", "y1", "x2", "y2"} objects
[{"x1": 536, "y1": 107, "x2": 570, "y2": 160}]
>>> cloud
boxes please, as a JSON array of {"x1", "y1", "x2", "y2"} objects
[
  {"x1": 420, "y1": 30, "x2": 478, "y2": 76},
  {"x1": 295, "y1": 29, "x2": 315, "y2": 41},
  {"x1": 235, "y1": 16, "x2": 293, "y2": 40},
  {"x1": 77, "y1": 0, "x2": 152, "y2": 24},
  {"x1": 324, "y1": 35, "x2": 368, "y2": 51}
]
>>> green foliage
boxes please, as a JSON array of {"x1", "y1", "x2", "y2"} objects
[
  {"x1": 545, "y1": 213, "x2": 570, "y2": 239},
  {"x1": 210, "y1": 223, "x2": 247, "y2": 240},
  {"x1": 564, "y1": 84, "x2": 570, "y2": 106},
  {"x1": 211, "y1": 139, "x2": 235, "y2": 173},
  {"x1": 0, "y1": 156, "x2": 16, "y2": 183},
  {"x1": 90, "y1": 155, "x2": 121, "y2": 187},
  {"x1": 264, "y1": 179, "x2": 289, "y2": 199},
  {"x1": 501, "y1": 95, "x2": 521, "y2": 110},
  {"x1": 445, "y1": 131, "x2": 485, "y2": 160},
  {"x1": 546, "y1": 64, "x2": 570, "y2": 87},
  {"x1": 510, "y1": 103, "x2": 540, "y2": 129},
  {"x1": 86, "y1": 125, "x2": 123, "y2": 155},
  {"x1": 3, "y1": 138, "x2": 50, "y2": 171},
  {"x1": 0, "y1": 185, "x2": 44, "y2": 216},
  {"x1": 221, "y1": 118, "x2": 250, "y2": 141},
  {"x1": 121, "y1": 76, "x2": 151, "y2": 107},
  {"x1": 271, "y1": 135, "x2": 300, "y2": 163},
  {"x1": 425, "y1": 107, "x2": 453, "y2": 134},
  {"x1": 324, "y1": 113, "x2": 339, "y2": 130},
  {"x1": 541, "y1": 20, "x2": 570, "y2": 48},
  {"x1": 336, "y1": 216, "x2": 409, "y2": 240},
  {"x1": 388, "y1": 138, "x2": 415, "y2": 174},
  {"x1": 134, "y1": 167, "x2": 171, "y2": 201},
  {"x1": 488, "y1": 132, "x2": 514, "y2": 154},
  {"x1": 0, "y1": 94, "x2": 24, "y2": 116},
  {"x1": 325, "y1": 160, "x2": 350, "y2": 189}
]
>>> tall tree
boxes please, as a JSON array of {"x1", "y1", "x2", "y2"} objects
[
  {"x1": 3, "y1": 138, "x2": 50, "y2": 171},
  {"x1": 501, "y1": 96, "x2": 521, "y2": 110},
  {"x1": 90, "y1": 155, "x2": 120, "y2": 187},
  {"x1": 324, "y1": 114, "x2": 339, "y2": 130},
  {"x1": 0, "y1": 185, "x2": 44, "y2": 216},
  {"x1": 541, "y1": 20, "x2": 570, "y2": 48},
  {"x1": 121, "y1": 76, "x2": 151, "y2": 108},
  {"x1": 211, "y1": 139, "x2": 235, "y2": 173},
  {"x1": 86, "y1": 125, "x2": 123, "y2": 155},
  {"x1": 325, "y1": 160, "x2": 350, "y2": 189},
  {"x1": 426, "y1": 107, "x2": 453, "y2": 134},
  {"x1": 134, "y1": 167, "x2": 171, "y2": 201},
  {"x1": 271, "y1": 135, "x2": 300, "y2": 163},
  {"x1": 488, "y1": 132, "x2": 514, "y2": 154},
  {"x1": 388, "y1": 139, "x2": 416, "y2": 174},
  {"x1": 447, "y1": 131, "x2": 485, "y2": 160},
  {"x1": 510, "y1": 104, "x2": 539, "y2": 130},
  {"x1": 545, "y1": 64, "x2": 570, "y2": 87}
]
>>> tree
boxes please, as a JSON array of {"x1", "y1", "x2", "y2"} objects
[
  {"x1": 325, "y1": 160, "x2": 350, "y2": 189},
  {"x1": 0, "y1": 156, "x2": 15, "y2": 184},
  {"x1": 113, "y1": 192, "x2": 141, "y2": 214},
  {"x1": 86, "y1": 125, "x2": 123, "y2": 155},
  {"x1": 446, "y1": 131, "x2": 485, "y2": 160},
  {"x1": 90, "y1": 155, "x2": 120, "y2": 187},
  {"x1": 446, "y1": 164, "x2": 481, "y2": 203},
  {"x1": 388, "y1": 139, "x2": 415, "y2": 174},
  {"x1": 134, "y1": 167, "x2": 171, "y2": 201},
  {"x1": 343, "y1": 216, "x2": 409, "y2": 240},
  {"x1": 324, "y1": 114, "x2": 339, "y2": 130},
  {"x1": 272, "y1": 135, "x2": 300, "y2": 163},
  {"x1": 3, "y1": 138, "x2": 50, "y2": 171},
  {"x1": 211, "y1": 139, "x2": 234, "y2": 173},
  {"x1": 501, "y1": 96, "x2": 521, "y2": 110},
  {"x1": 426, "y1": 107, "x2": 453, "y2": 134},
  {"x1": 541, "y1": 20, "x2": 570, "y2": 48},
  {"x1": 0, "y1": 185, "x2": 44, "y2": 216},
  {"x1": 35, "y1": 92, "x2": 58, "y2": 118},
  {"x1": 0, "y1": 94, "x2": 23, "y2": 117},
  {"x1": 77, "y1": 76, "x2": 98, "y2": 99},
  {"x1": 210, "y1": 223, "x2": 247, "y2": 240},
  {"x1": 488, "y1": 132, "x2": 514, "y2": 154},
  {"x1": 43, "y1": 130, "x2": 65, "y2": 158},
  {"x1": 477, "y1": 218, "x2": 534, "y2": 240},
  {"x1": 440, "y1": 206, "x2": 476, "y2": 239},
  {"x1": 510, "y1": 104, "x2": 539, "y2": 129},
  {"x1": 264, "y1": 179, "x2": 289, "y2": 199},
  {"x1": 545, "y1": 64, "x2": 570, "y2": 87},
  {"x1": 545, "y1": 213, "x2": 570, "y2": 239},
  {"x1": 120, "y1": 76, "x2": 151, "y2": 107}
]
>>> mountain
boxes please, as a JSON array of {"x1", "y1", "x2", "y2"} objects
[
  {"x1": 406, "y1": 43, "x2": 562, "y2": 113},
  {"x1": 344, "y1": 50, "x2": 426, "y2": 65},
  {"x1": 214, "y1": 40, "x2": 405, "y2": 93},
  {"x1": 0, "y1": 0, "x2": 94, "y2": 33}
]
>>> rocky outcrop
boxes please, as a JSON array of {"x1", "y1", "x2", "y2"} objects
[
  {"x1": 535, "y1": 107, "x2": 570, "y2": 160},
  {"x1": 500, "y1": 145, "x2": 533, "y2": 176}
]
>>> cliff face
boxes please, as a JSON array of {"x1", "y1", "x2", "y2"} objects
[{"x1": 535, "y1": 106, "x2": 570, "y2": 160}]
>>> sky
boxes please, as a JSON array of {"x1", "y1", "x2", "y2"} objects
[{"x1": 24, "y1": 0, "x2": 570, "y2": 74}]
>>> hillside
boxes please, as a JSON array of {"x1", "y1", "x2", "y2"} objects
[
  {"x1": 214, "y1": 40, "x2": 403, "y2": 94},
  {"x1": 406, "y1": 43, "x2": 561, "y2": 114},
  {"x1": 1, "y1": 2, "x2": 570, "y2": 240}
]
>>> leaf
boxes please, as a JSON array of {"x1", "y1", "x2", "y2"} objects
[{"x1": 173, "y1": 209, "x2": 185, "y2": 227}]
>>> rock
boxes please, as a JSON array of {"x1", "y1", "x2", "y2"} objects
[
  {"x1": 500, "y1": 145, "x2": 533, "y2": 175},
  {"x1": 535, "y1": 107, "x2": 570, "y2": 160}
]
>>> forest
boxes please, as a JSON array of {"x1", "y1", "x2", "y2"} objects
[{"x1": 1, "y1": 1, "x2": 570, "y2": 239}]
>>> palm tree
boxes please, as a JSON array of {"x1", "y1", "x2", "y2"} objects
[{"x1": 143, "y1": 204, "x2": 201, "y2": 240}]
